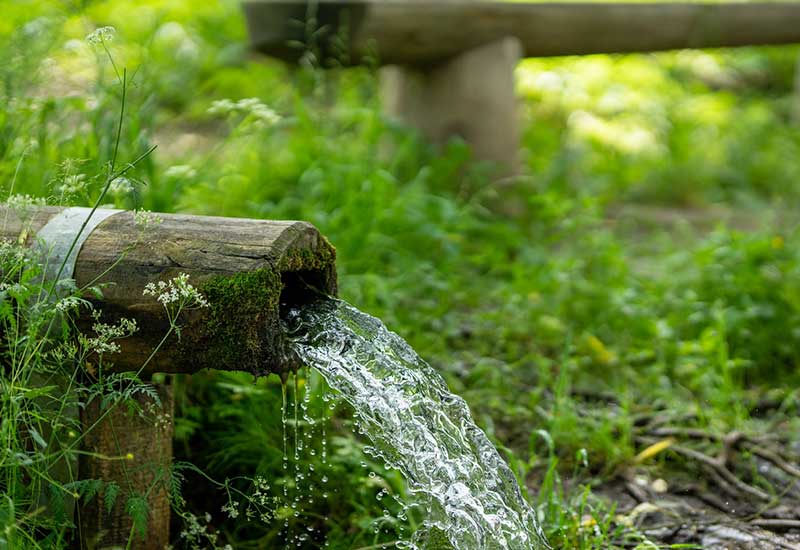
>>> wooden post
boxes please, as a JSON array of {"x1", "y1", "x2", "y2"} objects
[
  {"x1": 381, "y1": 37, "x2": 522, "y2": 172},
  {"x1": 4, "y1": 206, "x2": 336, "y2": 549},
  {"x1": 76, "y1": 383, "x2": 174, "y2": 550}
]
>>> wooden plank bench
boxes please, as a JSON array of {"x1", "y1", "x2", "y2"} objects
[{"x1": 243, "y1": 1, "x2": 800, "y2": 171}]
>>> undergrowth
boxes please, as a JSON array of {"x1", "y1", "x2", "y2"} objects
[{"x1": 1, "y1": 1, "x2": 799, "y2": 549}]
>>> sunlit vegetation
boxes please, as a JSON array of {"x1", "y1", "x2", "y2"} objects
[{"x1": 1, "y1": 0, "x2": 799, "y2": 548}]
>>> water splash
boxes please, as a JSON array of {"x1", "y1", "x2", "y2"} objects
[{"x1": 283, "y1": 299, "x2": 550, "y2": 550}]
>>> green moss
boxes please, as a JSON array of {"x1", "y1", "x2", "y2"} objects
[
  {"x1": 279, "y1": 238, "x2": 337, "y2": 273},
  {"x1": 181, "y1": 243, "x2": 336, "y2": 376},
  {"x1": 188, "y1": 268, "x2": 283, "y2": 376}
]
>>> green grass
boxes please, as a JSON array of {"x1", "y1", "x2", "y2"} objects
[{"x1": 1, "y1": 0, "x2": 799, "y2": 548}]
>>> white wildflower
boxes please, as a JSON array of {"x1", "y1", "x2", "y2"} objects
[
  {"x1": 143, "y1": 273, "x2": 209, "y2": 310},
  {"x1": 108, "y1": 176, "x2": 134, "y2": 196},
  {"x1": 249, "y1": 103, "x2": 281, "y2": 126},
  {"x1": 86, "y1": 26, "x2": 116, "y2": 45},
  {"x1": 55, "y1": 296, "x2": 82, "y2": 312},
  {"x1": 133, "y1": 209, "x2": 163, "y2": 228},
  {"x1": 5, "y1": 194, "x2": 47, "y2": 208},
  {"x1": 92, "y1": 317, "x2": 138, "y2": 340},
  {"x1": 80, "y1": 316, "x2": 138, "y2": 356},
  {"x1": 207, "y1": 97, "x2": 281, "y2": 128},
  {"x1": 178, "y1": 512, "x2": 219, "y2": 545},
  {"x1": 221, "y1": 502, "x2": 239, "y2": 519},
  {"x1": 58, "y1": 173, "x2": 87, "y2": 196},
  {"x1": 207, "y1": 99, "x2": 236, "y2": 116}
]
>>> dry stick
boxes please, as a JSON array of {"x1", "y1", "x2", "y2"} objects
[
  {"x1": 748, "y1": 446, "x2": 800, "y2": 480},
  {"x1": 648, "y1": 426, "x2": 800, "y2": 481},
  {"x1": 669, "y1": 444, "x2": 771, "y2": 502},
  {"x1": 750, "y1": 519, "x2": 800, "y2": 530},
  {"x1": 635, "y1": 435, "x2": 773, "y2": 503},
  {"x1": 701, "y1": 464, "x2": 751, "y2": 506}
]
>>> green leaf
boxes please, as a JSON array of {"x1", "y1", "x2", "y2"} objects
[{"x1": 104, "y1": 482, "x2": 120, "y2": 514}]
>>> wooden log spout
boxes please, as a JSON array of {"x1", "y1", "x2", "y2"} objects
[{"x1": 2, "y1": 206, "x2": 337, "y2": 376}]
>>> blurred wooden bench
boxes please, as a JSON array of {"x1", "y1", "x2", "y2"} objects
[{"x1": 243, "y1": 1, "x2": 800, "y2": 171}]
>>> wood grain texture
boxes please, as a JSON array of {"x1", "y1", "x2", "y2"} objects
[
  {"x1": 244, "y1": 1, "x2": 800, "y2": 65},
  {"x1": 76, "y1": 383, "x2": 173, "y2": 550},
  {"x1": 1, "y1": 206, "x2": 337, "y2": 375}
]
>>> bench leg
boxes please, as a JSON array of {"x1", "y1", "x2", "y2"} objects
[{"x1": 381, "y1": 37, "x2": 523, "y2": 173}]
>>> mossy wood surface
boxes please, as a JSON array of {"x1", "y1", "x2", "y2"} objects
[
  {"x1": 1, "y1": 206, "x2": 337, "y2": 375},
  {"x1": 244, "y1": 1, "x2": 800, "y2": 66}
]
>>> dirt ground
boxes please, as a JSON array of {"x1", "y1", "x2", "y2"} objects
[{"x1": 594, "y1": 420, "x2": 800, "y2": 549}]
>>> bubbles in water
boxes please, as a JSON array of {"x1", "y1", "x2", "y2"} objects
[{"x1": 283, "y1": 298, "x2": 549, "y2": 550}]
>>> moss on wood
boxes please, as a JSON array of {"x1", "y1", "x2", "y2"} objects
[{"x1": 182, "y1": 243, "x2": 336, "y2": 376}]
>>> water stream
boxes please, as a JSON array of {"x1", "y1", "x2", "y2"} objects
[{"x1": 282, "y1": 298, "x2": 550, "y2": 550}]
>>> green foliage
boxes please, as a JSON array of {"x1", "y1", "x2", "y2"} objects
[{"x1": 1, "y1": 0, "x2": 799, "y2": 549}]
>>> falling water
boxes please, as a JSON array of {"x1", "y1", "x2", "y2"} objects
[{"x1": 282, "y1": 298, "x2": 550, "y2": 550}]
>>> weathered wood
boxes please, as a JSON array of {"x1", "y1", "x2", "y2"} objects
[
  {"x1": 381, "y1": 37, "x2": 522, "y2": 170},
  {"x1": 1, "y1": 206, "x2": 337, "y2": 375},
  {"x1": 244, "y1": 1, "x2": 800, "y2": 66},
  {"x1": 76, "y1": 382, "x2": 173, "y2": 550}
]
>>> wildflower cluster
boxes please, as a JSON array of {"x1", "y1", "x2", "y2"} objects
[
  {"x1": 58, "y1": 173, "x2": 88, "y2": 196},
  {"x1": 55, "y1": 295, "x2": 85, "y2": 313},
  {"x1": 164, "y1": 164, "x2": 197, "y2": 179},
  {"x1": 143, "y1": 273, "x2": 209, "y2": 309},
  {"x1": 244, "y1": 475, "x2": 276, "y2": 523},
  {"x1": 220, "y1": 501, "x2": 239, "y2": 519},
  {"x1": 175, "y1": 511, "x2": 232, "y2": 550},
  {"x1": 86, "y1": 26, "x2": 116, "y2": 45},
  {"x1": 107, "y1": 176, "x2": 134, "y2": 197},
  {"x1": 133, "y1": 209, "x2": 163, "y2": 229},
  {"x1": 143, "y1": 401, "x2": 172, "y2": 430},
  {"x1": 5, "y1": 194, "x2": 48, "y2": 209},
  {"x1": 0, "y1": 239, "x2": 33, "y2": 267},
  {"x1": 79, "y1": 313, "x2": 138, "y2": 356},
  {"x1": 208, "y1": 98, "x2": 281, "y2": 128}
]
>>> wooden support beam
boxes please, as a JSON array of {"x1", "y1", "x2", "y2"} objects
[
  {"x1": 244, "y1": 1, "x2": 800, "y2": 172},
  {"x1": 243, "y1": 1, "x2": 800, "y2": 66}
]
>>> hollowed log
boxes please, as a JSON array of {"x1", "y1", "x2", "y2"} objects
[{"x1": 2, "y1": 206, "x2": 337, "y2": 376}]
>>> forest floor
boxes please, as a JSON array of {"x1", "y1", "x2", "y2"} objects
[{"x1": 595, "y1": 421, "x2": 800, "y2": 549}]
